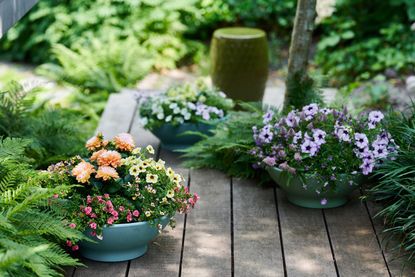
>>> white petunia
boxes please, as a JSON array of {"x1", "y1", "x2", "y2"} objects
[
  {"x1": 165, "y1": 115, "x2": 172, "y2": 122},
  {"x1": 157, "y1": 113, "x2": 165, "y2": 120}
]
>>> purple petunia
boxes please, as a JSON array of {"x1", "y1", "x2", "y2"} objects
[
  {"x1": 301, "y1": 139, "x2": 319, "y2": 156},
  {"x1": 354, "y1": 133, "x2": 369, "y2": 149},
  {"x1": 285, "y1": 111, "x2": 300, "y2": 127},
  {"x1": 360, "y1": 159, "x2": 375, "y2": 175},
  {"x1": 334, "y1": 124, "x2": 351, "y2": 142},
  {"x1": 302, "y1": 103, "x2": 319, "y2": 121},
  {"x1": 263, "y1": 156, "x2": 276, "y2": 166},
  {"x1": 368, "y1": 111, "x2": 384, "y2": 129},
  {"x1": 312, "y1": 129, "x2": 327, "y2": 146},
  {"x1": 263, "y1": 110, "x2": 274, "y2": 124}
]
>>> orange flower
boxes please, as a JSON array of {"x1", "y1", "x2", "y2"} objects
[
  {"x1": 86, "y1": 133, "x2": 103, "y2": 151},
  {"x1": 90, "y1": 149, "x2": 106, "y2": 162},
  {"x1": 96, "y1": 166, "x2": 119, "y2": 181},
  {"x1": 72, "y1": 161, "x2": 95, "y2": 183},
  {"x1": 97, "y1": 150, "x2": 122, "y2": 168},
  {"x1": 114, "y1": 133, "x2": 135, "y2": 152}
]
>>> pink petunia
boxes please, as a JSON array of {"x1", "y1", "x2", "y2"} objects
[
  {"x1": 89, "y1": 222, "x2": 97, "y2": 229},
  {"x1": 107, "y1": 217, "x2": 114, "y2": 225},
  {"x1": 66, "y1": 240, "x2": 72, "y2": 247},
  {"x1": 69, "y1": 223, "x2": 76, "y2": 229},
  {"x1": 118, "y1": 206, "x2": 125, "y2": 212},
  {"x1": 84, "y1": 206, "x2": 92, "y2": 215},
  {"x1": 72, "y1": 245, "x2": 79, "y2": 251},
  {"x1": 132, "y1": 210, "x2": 140, "y2": 217}
]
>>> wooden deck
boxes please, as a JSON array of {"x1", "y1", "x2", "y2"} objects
[{"x1": 66, "y1": 90, "x2": 414, "y2": 277}]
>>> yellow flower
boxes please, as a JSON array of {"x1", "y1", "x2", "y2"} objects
[
  {"x1": 145, "y1": 211, "x2": 151, "y2": 217},
  {"x1": 141, "y1": 160, "x2": 150, "y2": 168},
  {"x1": 146, "y1": 145, "x2": 155, "y2": 154},
  {"x1": 132, "y1": 147, "x2": 142, "y2": 155},
  {"x1": 173, "y1": 173, "x2": 182, "y2": 185},
  {"x1": 129, "y1": 164, "x2": 146, "y2": 176},
  {"x1": 162, "y1": 197, "x2": 168, "y2": 203},
  {"x1": 146, "y1": 174, "x2": 158, "y2": 184},
  {"x1": 166, "y1": 189, "x2": 175, "y2": 198},
  {"x1": 166, "y1": 167, "x2": 174, "y2": 178}
]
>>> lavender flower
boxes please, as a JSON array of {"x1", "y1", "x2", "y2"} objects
[
  {"x1": 312, "y1": 129, "x2": 327, "y2": 146},
  {"x1": 263, "y1": 110, "x2": 274, "y2": 124},
  {"x1": 360, "y1": 159, "x2": 375, "y2": 175},
  {"x1": 263, "y1": 156, "x2": 276, "y2": 166},
  {"x1": 334, "y1": 124, "x2": 351, "y2": 142},
  {"x1": 301, "y1": 139, "x2": 319, "y2": 156},
  {"x1": 320, "y1": 108, "x2": 332, "y2": 115},
  {"x1": 293, "y1": 131, "x2": 302, "y2": 144},
  {"x1": 320, "y1": 198, "x2": 328, "y2": 205},
  {"x1": 285, "y1": 111, "x2": 300, "y2": 127},
  {"x1": 302, "y1": 103, "x2": 319, "y2": 121},
  {"x1": 354, "y1": 133, "x2": 369, "y2": 148},
  {"x1": 368, "y1": 111, "x2": 384, "y2": 129}
]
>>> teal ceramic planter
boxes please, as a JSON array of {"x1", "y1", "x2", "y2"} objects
[
  {"x1": 267, "y1": 167, "x2": 361, "y2": 209},
  {"x1": 151, "y1": 122, "x2": 214, "y2": 151},
  {"x1": 79, "y1": 216, "x2": 170, "y2": 262}
]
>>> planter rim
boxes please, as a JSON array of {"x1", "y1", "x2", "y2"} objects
[
  {"x1": 103, "y1": 215, "x2": 170, "y2": 229},
  {"x1": 266, "y1": 166, "x2": 362, "y2": 179},
  {"x1": 149, "y1": 116, "x2": 227, "y2": 131}
]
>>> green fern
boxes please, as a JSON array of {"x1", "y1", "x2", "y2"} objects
[{"x1": 0, "y1": 138, "x2": 85, "y2": 277}]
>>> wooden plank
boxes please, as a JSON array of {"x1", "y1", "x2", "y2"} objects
[
  {"x1": 73, "y1": 261, "x2": 127, "y2": 277},
  {"x1": 0, "y1": 0, "x2": 38, "y2": 38},
  {"x1": 128, "y1": 168, "x2": 188, "y2": 277},
  {"x1": 181, "y1": 169, "x2": 232, "y2": 277},
  {"x1": 367, "y1": 202, "x2": 415, "y2": 277},
  {"x1": 233, "y1": 179, "x2": 284, "y2": 277},
  {"x1": 96, "y1": 92, "x2": 137, "y2": 138},
  {"x1": 276, "y1": 188, "x2": 337, "y2": 277},
  {"x1": 324, "y1": 196, "x2": 390, "y2": 276}
]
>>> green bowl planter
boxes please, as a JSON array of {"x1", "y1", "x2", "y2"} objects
[
  {"x1": 151, "y1": 121, "x2": 217, "y2": 151},
  {"x1": 267, "y1": 167, "x2": 361, "y2": 209},
  {"x1": 79, "y1": 216, "x2": 170, "y2": 262}
]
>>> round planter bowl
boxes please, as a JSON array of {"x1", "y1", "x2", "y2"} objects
[
  {"x1": 151, "y1": 121, "x2": 215, "y2": 151},
  {"x1": 266, "y1": 167, "x2": 361, "y2": 209},
  {"x1": 79, "y1": 216, "x2": 170, "y2": 262}
]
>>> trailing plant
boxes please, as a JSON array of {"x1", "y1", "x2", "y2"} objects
[
  {"x1": 366, "y1": 105, "x2": 415, "y2": 265},
  {"x1": 0, "y1": 81, "x2": 86, "y2": 168},
  {"x1": 0, "y1": 138, "x2": 84, "y2": 277},
  {"x1": 182, "y1": 102, "x2": 268, "y2": 180},
  {"x1": 137, "y1": 81, "x2": 234, "y2": 130},
  {"x1": 48, "y1": 133, "x2": 198, "y2": 244}
]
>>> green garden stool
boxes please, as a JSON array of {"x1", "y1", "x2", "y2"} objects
[{"x1": 210, "y1": 27, "x2": 269, "y2": 102}]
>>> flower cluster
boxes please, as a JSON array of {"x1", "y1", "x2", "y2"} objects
[
  {"x1": 49, "y1": 133, "x2": 199, "y2": 247},
  {"x1": 137, "y1": 80, "x2": 234, "y2": 129},
  {"x1": 251, "y1": 104, "x2": 397, "y2": 190}
]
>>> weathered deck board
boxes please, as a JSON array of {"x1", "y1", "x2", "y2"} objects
[
  {"x1": 233, "y1": 179, "x2": 284, "y2": 277},
  {"x1": 73, "y1": 261, "x2": 128, "y2": 277},
  {"x1": 96, "y1": 92, "x2": 137, "y2": 138},
  {"x1": 276, "y1": 189, "x2": 337, "y2": 277},
  {"x1": 181, "y1": 169, "x2": 232, "y2": 277},
  {"x1": 324, "y1": 196, "x2": 390, "y2": 277}
]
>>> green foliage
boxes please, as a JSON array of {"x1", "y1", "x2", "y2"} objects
[
  {"x1": 366, "y1": 105, "x2": 415, "y2": 265},
  {"x1": 0, "y1": 138, "x2": 84, "y2": 277},
  {"x1": 315, "y1": 0, "x2": 415, "y2": 85},
  {"x1": 37, "y1": 39, "x2": 153, "y2": 93},
  {"x1": 182, "y1": 102, "x2": 269, "y2": 181},
  {"x1": 0, "y1": 82, "x2": 86, "y2": 168},
  {"x1": 284, "y1": 73, "x2": 323, "y2": 111}
]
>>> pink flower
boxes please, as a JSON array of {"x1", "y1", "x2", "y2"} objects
[
  {"x1": 66, "y1": 240, "x2": 72, "y2": 247},
  {"x1": 111, "y1": 210, "x2": 119, "y2": 217},
  {"x1": 107, "y1": 217, "x2": 115, "y2": 225},
  {"x1": 89, "y1": 222, "x2": 97, "y2": 229},
  {"x1": 69, "y1": 223, "x2": 76, "y2": 229},
  {"x1": 104, "y1": 193, "x2": 110, "y2": 199},
  {"x1": 53, "y1": 194, "x2": 59, "y2": 198},
  {"x1": 90, "y1": 213, "x2": 97, "y2": 218},
  {"x1": 84, "y1": 206, "x2": 92, "y2": 215},
  {"x1": 132, "y1": 210, "x2": 140, "y2": 217},
  {"x1": 91, "y1": 231, "x2": 97, "y2": 237},
  {"x1": 87, "y1": 195, "x2": 92, "y2": 204},
  {"x1": 127, "y1": 213, "x2": 133, "y2": 222},
  {"x1": 72, "y1": 245, "x2": 79, "y2": 251},
  {"x1": 106, "y1": 200, "x2": 113, "y2": 209},
  {"x1": 193, "y1": 193, "x2": 200, "y2": 202},
  {"x1": 119, "y1": 206, "x2": 125, "y2": 212}
]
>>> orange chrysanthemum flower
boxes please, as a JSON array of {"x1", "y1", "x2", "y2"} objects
[
  {"x1": 72, "y1": 161, "x2": 95, "y2": 183},
  {"x1": 86, "y1": 133, "x2": 103, "y2": 151},
  {"x1": 114, "y1": 133, "x2": 135, "y2": 152},
  {"x1": 97, "y1": 150, "x2": 122, "y2": 168},
  {"x1": 96, "y1": 166, "x2": 119, "y2": 181},
  {"x1": 90, "y1": 149, "x2": 106, "y2": 162}
]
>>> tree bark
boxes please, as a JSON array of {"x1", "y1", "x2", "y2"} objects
[{"x1": 283, "y1": 0, "x2": 317, "y2": 110}]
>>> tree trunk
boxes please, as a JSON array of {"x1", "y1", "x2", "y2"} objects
[{"x1": 283, "y1": 0, "x2": 317, "y2": 110}]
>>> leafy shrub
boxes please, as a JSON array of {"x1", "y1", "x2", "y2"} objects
[
  {"x1": 0, "y1": 82, "x2": 86, "y2": 168},
  {"x1": 0, "y1": 138, "x2": 84, "y2": 277},
  {"x1": 367, "y1": 105, "x2": 415, "y2": 265},
  {"x1": 315, "y1": 0, "x2": 415, "y2": 85}
]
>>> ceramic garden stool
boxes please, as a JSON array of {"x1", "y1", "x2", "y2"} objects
[{"x1": 210, "y1": 27, "x2": 269, "y2": 102}]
